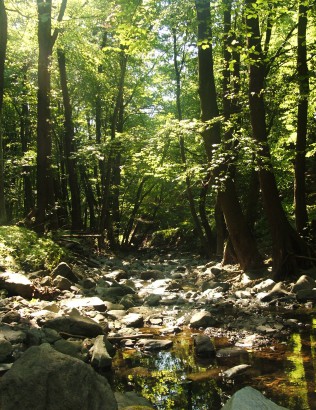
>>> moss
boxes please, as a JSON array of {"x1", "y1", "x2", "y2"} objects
[{"x1": 0, "y1": 226, "x2": 66, "y2": 271}]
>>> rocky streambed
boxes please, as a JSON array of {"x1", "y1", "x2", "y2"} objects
[{"x1": 0, "y1": 250, "x2": 316, "y2": 409}]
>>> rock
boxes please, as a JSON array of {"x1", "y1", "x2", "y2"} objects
[
  {"x1": 0, "y1": 343, "x2": 118, "y2": 410},
  {"x1": 0, "y1": 324, "x2": 26, "y2": 344},
  {"x1": 26, "y1": 328, "x2": 61, "y2": 346},
  {"x1": 0, "y1": 335, "x2": 12, "y2": 362},
  {"x1": 106, "y1": 269, "x2": 128, "y2": 281},
  {"x1": 0, "y1": 272, "x2": 34, "y2": 298},
  {"x1": 190, "y1": 310, "x2": 218, "y2": 328},
  {"x1": 260, "y1": 282, "x2": 290, "y2": 302},
  {"x1": 292, "y1": 275, "x2": 315, "y2": 293},
  {"x1": 121, "y1": 313, "x2": 144, "y2": 328},
  {"x1": 136, "y1": 338, "x2": 173, "y2": 351},
  {"x1": 216, "y1": 347, "x2": 249, "y2": 359},
  {"x1": 51, "y1": 262, "x2": 79, "y2": 284},
  {"x1": 115, "y1": 391, "x2": 154, "y2": 409},
  {"x1": 40, "y1": 276, "x2": 53, "y2": 286},
  {"x1": 252, "y1": 279, "x2": 275, "y2": 292},
  {"x1": 120, "y1": 294, "x2": 136, "y2": 309},
  {"x1": 221, "y1": 386, "x2": 289, "y2": 409},
  {"x1": 144, "y1": 294, "x2": 161, "y2": 306},
  {"x1": 222, "y1": 364, "x2": 251, "y2": 378},
  {"x1": 1, "y1": 310, "x2": 21, "y2": 324},
  {"x1": 296, "y1": 289, "x2": 316, "y2": 302},
  {"x1": 53, "y1": 339, "x2": 85, "y2": 360},
  {"x1": 80, "y1": 277, "x2": 96, "y2": 289},
  {"x1": 53, "y1": 275, "x2": 72, "y2": 290},
  {"x1": 193, "y1": 334, "x2": 216, "y2": 357},
  {"x1": 91, "y1": 335, "x2": 115, "y2": 370},
  {"x1": 60, "y1": 296, "x2": 107, "y2": 312},
  {"x1": 140, "y1": 270, "x2": 164, "y2": 280},
  {"x1": 43, "y1": 314, "x2": 104, "y2": 337},
  {"x1": 98, "y1": 285, "x2": 135, "y2": 302}
]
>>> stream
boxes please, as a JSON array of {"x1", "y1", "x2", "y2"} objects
[{"x1": 112, "y1": 318, "x2": 316, "y2": 409}]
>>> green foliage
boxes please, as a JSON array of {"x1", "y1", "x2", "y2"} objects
[{"x1": 0, "y1": 226, "x2": 65, "y2": 271}]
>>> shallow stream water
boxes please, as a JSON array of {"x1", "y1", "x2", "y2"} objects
[{"x1": 112, "y1": 315, "x2": 316, "y2": 410}]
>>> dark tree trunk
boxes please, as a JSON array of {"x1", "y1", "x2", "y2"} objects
[
  {"x1": 0, "y1": 0, "x2": 7, "y2": 224},
  {"x1": 195, "y1": 0, "x2": 263, "y2": 270},
  {"x1": 295, "y1": 1, "x2": 309, "y2": 234},
  {"x1": 245, "y1": 0, "x2": 311, "y2": 279},
  {"x1": 57, "y1": 49, "x2": 83, "y2": 231}
]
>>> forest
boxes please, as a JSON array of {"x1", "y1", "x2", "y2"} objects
[{"x1": 0, "y1": 0, "x2": 316, "y2": 280}]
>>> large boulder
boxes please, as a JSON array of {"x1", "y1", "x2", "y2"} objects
[
  {"x1": 43, "y1": 314, "x2": 104, "y2": 337},
  {"x1": 221, "y1": 386, "x2": 288, "y2": 410},
  {"x1": 190, "y1": 310, "x2": 218, "y2": 328},
  {"x1": 0, "y1": 343, "x2": 118, "y2": 410},
  {"x1": 0, "y1": 272, "x2": 34, "y2": 298}
]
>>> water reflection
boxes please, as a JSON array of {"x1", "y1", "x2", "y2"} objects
[{"x1": 113, "y1": 321, "x2": 316, "y2": 410}]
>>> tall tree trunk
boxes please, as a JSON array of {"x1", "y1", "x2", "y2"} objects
[
  {"x1": 36, "y1": 0, "x2": 67, "y2": 232},
  {"x1": 20, "y1": 69, "x2": 34, "y2": 216},
  {"x1": 245, "y1": 0, "x2": 311, "y2": 280},
  {"x1": 172, "y1": 28, "x2": 212, "y2": 256},
  {"x1": 0, "y1": 0, "x2": 7, "y2": 225},
  {"x1": 295, "y1": 1, "x2": 309, "y2": 234},
  {"x1": 57, "y1": 48, "x2": 82, "y2": 231},
  {"x1": 195, "y1": 0, "x2": 263, "y2": 270}
]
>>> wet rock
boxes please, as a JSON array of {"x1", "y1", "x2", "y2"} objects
[
  {"x1": 221, "y1": 386, "x2": 289, "y2": 409},
  {"x1": 296, "y1": 289, "x2": 316, "y2": 302},
  {"x1": 222, "y1": 364, "x2": 251, "y2": 378},
  {"x1": 0, "y1": 343, "x2": 118, "y2": 410},
  {"x1": 122, "y1": 313, "x2": 144, "y2": 328},
  {"x1": 136, "y1": 338, "x2": 173, "y2": 351},
  {"x1": 51, "y1": 262, "x2": 79, "y2": 284},
  {"x1": 115, "y1": 391, "x2": 154, "y2": 409},
  {"x1": 216, "y1": 347, "x2": 249, "y2": 359},
  {"x1": 53, "y1": 275, "x2": 72, "y2": 291},
  {"x1": 43, "y1": 314, "x2": 104, "y2": 337},
  {"x1": 292, "y1": 275, "x2": 315, "y2": 293},
  {"x1": 0, "y1": 272, "x2": 34, "y2": 299},
  {"x1": 190, "y1": 311, "x2": 218, "y2": 328},
  {"x1": 1, "y1": 311, "x2": 21, "y2": 324},
  {"x1": 193, "y1": 334, "x2": 216, "y2": 357},
  {"x1": 0, "y1": 335, "x2": 12, "y2": 361}
]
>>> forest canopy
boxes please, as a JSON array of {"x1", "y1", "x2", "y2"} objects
[{"x1": 0, "y1": 0, "x2": 315, "y2": 280}]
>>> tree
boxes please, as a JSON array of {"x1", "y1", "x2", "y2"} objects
[
  {"x1": 0, "y1": 0, "x2": 7, "y2": 225},
  {"x1": 245, "y1": 0, "x2": 311, "y2": 279},
  {"x1": 195, "y1": 0, "x2": 263, "y2": 270}
]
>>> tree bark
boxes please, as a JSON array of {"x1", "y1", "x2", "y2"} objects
[
  {"x1": 245, "y1": 0, "x2": 311, "y2": 279},
  {"x1": 295, "y1": 1, "x2": 309, "y2": 234},
  {"x1": 195, "y1": 0, "x2": 263, "y2": 270},
  {"x1": 0, "y1": 0, "x2": 7, "y2": 225},
  {"x1": 57, "y1": 48, "x2": 83, "y2": 231}
]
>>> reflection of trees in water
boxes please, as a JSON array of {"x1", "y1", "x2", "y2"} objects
[{"x1": 287, "y1": 316, "x2": 316, "y2": 410}]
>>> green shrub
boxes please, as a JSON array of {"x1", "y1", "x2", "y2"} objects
[{"x1": 0, "y1": 226, "x2": 65, "y2": 271}]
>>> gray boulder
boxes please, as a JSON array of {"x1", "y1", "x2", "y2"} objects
[
  {"x1": 91, "y1": 335, "x2": 115, "y2": 370},
  {"x1": 43, "y1": 314, "x2": 104, "y2": 337},
  {"x1": 51, "y1": 262, "x2": 79, "y2": 284},
  {"x1": 221, "y1": 386, "x2": 288, "y2": 409},
  {"x1": 0, "y1": 343, "x2": 118, "y2": 410},
  {"x1": 0, "y1": 272, "x2": 34, "y2": 298},
  {"x1": 190, "y1": 310, "x2": 218, "y2": 328}
]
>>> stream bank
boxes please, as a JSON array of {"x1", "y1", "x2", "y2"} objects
[{"x1": 0, "y1": 249, "x2": 316, "y2": 409}]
